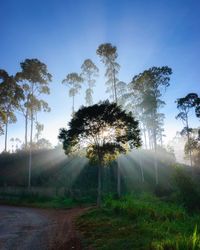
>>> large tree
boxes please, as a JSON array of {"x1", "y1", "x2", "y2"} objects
[
  {"x1": 0, "y1": 69, "x2": 24, "y2": 151},
  {"x1": 62, "y1": 73, "x2": 83, "y2": 115},
  {"x1": 16, "y1": 59, "x2": 52, "y2": 188},
  {"x1": 81, "y1": 59, "x2": 99, "y2": 106},
  {"x1": 59, "y1": 101, "x2": 141, "y2": 206}
]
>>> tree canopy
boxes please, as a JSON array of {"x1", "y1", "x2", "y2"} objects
[{"x1": 59, "y1": 101, "x2": 141, "y2": 165}]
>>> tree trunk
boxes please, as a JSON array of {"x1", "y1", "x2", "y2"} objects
[
  {"x1": 117, "y1": 158, "x2": 121, "y2": 198},
  {"x1": 72, "y1": 94, "x2": 75, "y2": 115},
  {"x1": 97, "y1": 163, "x2": 102, "y2": 207},
  {"x1": 4, "y1": 122, "x2": 8, "y2": 152},
  {"x1": 143, "y1": 125, "x2": 147, "y2": 149},
  {"x1": 153, "y1": 122, "x2": 158, "y2": 185},
  {"x1": 25, "y1": 110, "x2": 28, "y2": 149},
  {"x1": 28, "y1": 110, "x2": 33, "y2": 189},
  {"x1": 113, "y1": 68, "x2": 117, "y2": 103},
  {"x1": 112, "y1": 67, "x2": 121, "y2": 198},
  {"x1": 185, "y1": 115, "x2": 192, "y2": 167},
  {"x1": 154, "y1": 152, "x2": 158, "y2": 185},
  {"x1": 147, "y1": 129, "x2": 152, "y2": 149},
  {"x1": 139, "y1": 151, "x2": 144, "y2": 182},
  {"x1": 160, "y1": 133, "x2": 163, "y2": 147}
]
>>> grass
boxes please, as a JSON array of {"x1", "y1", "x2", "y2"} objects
[
  {"x1": 76, "y1": 194, "x2": 200, "y2": 250},
  {"x1": 0, "y1": 192, "x2": 93, "y2": 209}
]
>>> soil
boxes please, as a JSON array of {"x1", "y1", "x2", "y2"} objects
[{"x1": 0, "y1": 205, "x2": 87, "y2": 250}]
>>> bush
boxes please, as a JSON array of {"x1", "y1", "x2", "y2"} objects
[
  {"x1": 174, "y1": 167, "x2": 200, "y2": 211},
  {"x1": 154, "y1": 184, "x2": 173, "y2": 198}
]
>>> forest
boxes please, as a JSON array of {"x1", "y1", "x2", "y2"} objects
[{"x1": 2, "y1": 2, "x2": 200, "y2": 250}]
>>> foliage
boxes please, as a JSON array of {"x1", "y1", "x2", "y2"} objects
[
  {"x1": 16, "y1": 58, "x2": 52, "y2": 150},
  {"x1": 0, "y1": 192, "x2": 79, "y2": 209},
  {"x1": 176, "y1": 93, "x2": 199, "y2": 122},
  {"x1": 59, "y1": 101, "x2": 141, "y2": 164},
  {"x1": 62, "y1": 72, "x2": 83, "y2": 114},
  {"x1": 184, "y1": 129, "x2": 200, "y2": 167},
  {"x1": 16, "y1": 58, "x2": 52, "y2": 187},
  {"x1": 81, "y1": 59, "x2": 99, "y2": 106},
  {"x1": 127, "y1": 66, "x2": 172, "y2": 150},
  {"x1": 34, "y1": 122, "x2": 44, "y2": 142},
  {"x1": 97, "y1": 43, "x2": 120, "y2": 102},
  {"x1": 176, "y1": 93, "x2": 200, "y2": 166},
  {"x1": 0, "y1": 69, "x2": 24, "y2": 149},
  {"x1": 59, "y1": 101, "x2": 141, "y2": 205},
  {"x1": 194, "y1": 95, "x2": 200, "y2": 118}
]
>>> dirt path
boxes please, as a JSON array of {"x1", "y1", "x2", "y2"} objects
[{"x1": 0, "y1": 205, "x2": 86, "y2": 250}]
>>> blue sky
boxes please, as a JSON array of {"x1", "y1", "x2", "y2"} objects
[{"x1": 0, "y1": 0, "x2": 200, "y2": 151}]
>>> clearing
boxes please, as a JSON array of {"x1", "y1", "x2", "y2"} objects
[{"x1": 0, "y1": 205, "x2": 85, "y2": 250}]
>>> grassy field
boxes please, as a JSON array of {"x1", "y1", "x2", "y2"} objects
[{"x1": 76, "y1": 194, "x2": 200, "y2": 250}]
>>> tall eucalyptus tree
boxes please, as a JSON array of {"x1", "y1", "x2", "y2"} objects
[
  {"x1": 62, "y1": 73, "x2": 83, "y2": 115},
  {"x1": 97, "y1": 43, "x2": 123, "y2": 196},
  {"x1": 96, "y1": 43, "x2": 120, "y2": 102},
  {"x1": 128, "y1": 66, "x2": 172, "y2": 184},
  {"x1": 81, "y1": 59, "x2": 99, "y2": 106},
  {"x1": 0, "y1": 69, "x2": 24, "y2": 151},
  {"x1": 176, "y1": 93, "x2": 199, "y2": 167},
  {"x1": 16, "y1": 58, "x2": 52, "y2": 188}
]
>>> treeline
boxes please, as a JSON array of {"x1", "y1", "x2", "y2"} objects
[
  {"x1": 0, "y1": 43, "x2": 200, "y2": 188},
  {"x1": 0, "y1": 147, "x2": 175, "y2": 194}
]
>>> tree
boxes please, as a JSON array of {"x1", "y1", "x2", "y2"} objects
[
  {"x1": 128, "y1": 66, "x2": 172, "y2": 184},
  {"x1": 128, "y1": 66, "x2": 172, "y2": 151},
  {"x1": 35, "y1": 138, "x2": 52, "y2": 149},
  {"x1": 16, "y1": 60, "x2": 51, "y2": 150},
  {"x1": 0, "y1": 111, "x2": 6, "y2": 136},
  {"x1": 59, "y1": 101, "x2": 141, "y2": 206},
  {"x1": 16, "y1": 59, "x2": 52, "y2": 188},
  {"x1": 10, "y1": 137, "x2": 21, "y2": 152},
  {"x1": 97, "y1": 43, "x2": 124, "y2": 197},
  {"x1": 116, "y1": 81, "x2": 128, "y2": 107},
  {"x1": 35, "y1": 122, "x2": 44, "y2": 142},
  {"x1": 62, "y1": 73, "x2": 83, "y2": 115},
  {"x1": 176, "y1": 93, "x2": 199, "y2": 167},
  {"x1": 194, "y1": 94, "x2": 200, "y2": 119},
  {"x1": 184, "y1": 136, "x2": 200, "y2": 168},
  {"x1": 96, "y1": 43, "x2": 120, "y2": 102},
  {"x1": 0, "y1": 69, "x2": 24, "y2": 151},
  {"x1": 81, "y1": 59, "x2": 99, "y2": 106}
]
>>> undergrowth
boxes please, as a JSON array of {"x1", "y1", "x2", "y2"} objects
[
  {"x1": 76, "y1": 194, "x2": 200, "y2": 250},
  {"x1": 0, "y1": 192, "x2": 93, "y2": 208}
]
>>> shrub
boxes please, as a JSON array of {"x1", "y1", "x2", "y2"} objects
[
  {"x1": 174, "y1": 167, "x2": 200, "y2": 210},
  {"x1": 154, "y1": 184, "x2": 173, "y2": 198}
]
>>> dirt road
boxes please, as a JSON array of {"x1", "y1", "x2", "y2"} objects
[{"x1": 0, "y1": 205, "x2": 85, "y2": 250}]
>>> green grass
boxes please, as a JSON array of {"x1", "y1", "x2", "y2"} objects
[
  {"x1": 0, "y1": 193, "x2": 90, "y2": 209},
  {"x1": 76, "y1": 194, "x2": 200, "y2": 250}
]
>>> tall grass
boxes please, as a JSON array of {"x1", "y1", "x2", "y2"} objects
[
  {"x1": 77, "y1": 194, "x2": 200, "y2": 250},
  {"x1": 151, "y1": 225, "x2": 200, "y2": 250}
]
